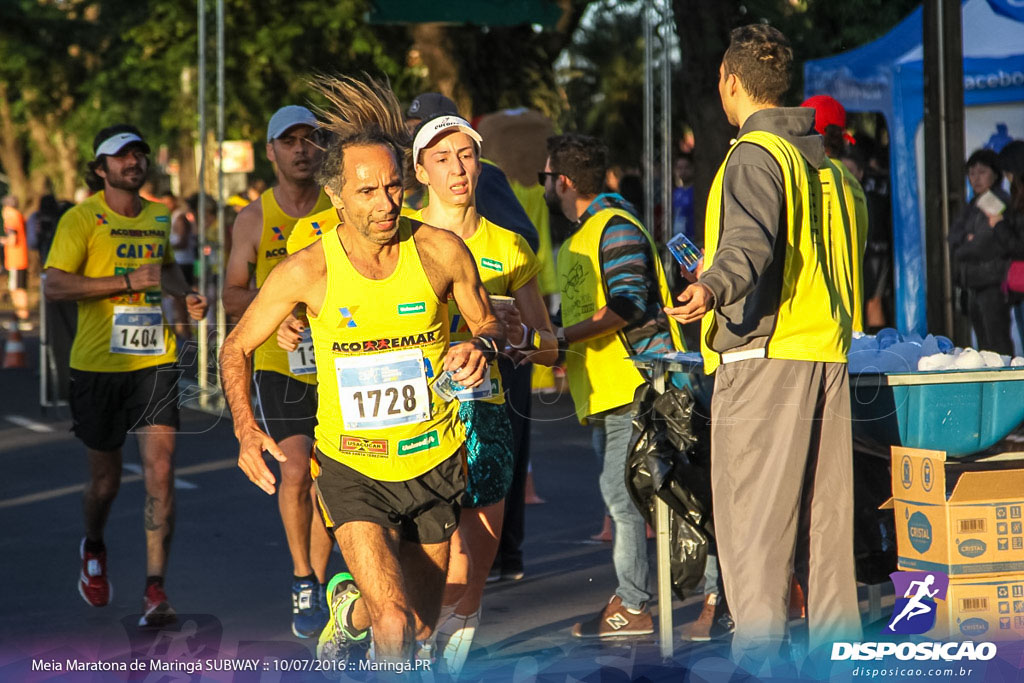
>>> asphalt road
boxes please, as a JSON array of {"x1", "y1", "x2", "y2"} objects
[{"x1": 0, "y1": 331, "x2": 906, "y2": 682}]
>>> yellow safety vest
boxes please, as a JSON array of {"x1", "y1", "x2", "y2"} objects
[
  {"x1": 308, "y1": 217, "x2": 464, "y2": 481},
  {"x1": 557, "y1": 207, "x2": 684, "y2": 422},
  {"x1": 835, "y1": 160, "x2": 868, "y2": 333},
  {"x1": 701, "y1": 130, "x2": 851, "y2": 375}
]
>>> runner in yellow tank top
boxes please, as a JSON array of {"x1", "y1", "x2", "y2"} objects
[
  {"x1": 44, "y1": 124, "x2": 208, "y2": 628},
  {"x1": 408, "y1": 113, "x2": 558, "y2": 674},
  {"x1": 221, "y1": 105, "x2": 334, "y2": 639},
  {"x1": 220, "y1": 74, "x2": 504, "y2": 664}
]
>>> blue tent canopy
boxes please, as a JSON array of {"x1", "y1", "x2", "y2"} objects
[{"x1": 805, "y1": 0, "x2": 1024, "y2": 336}]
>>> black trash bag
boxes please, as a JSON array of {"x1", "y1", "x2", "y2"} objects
[{"x1": 625, "y1": 381, "x2": 714, "y2": 601}]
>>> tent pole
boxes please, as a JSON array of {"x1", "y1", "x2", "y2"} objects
[{"x1": 923, "y1": 0, "x2": 965, "y2": 339}]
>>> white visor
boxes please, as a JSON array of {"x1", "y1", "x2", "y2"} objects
[
  {"x1": 412, "y1": 115, "x2": 483, "y2": 163},
  {"x1": 95, "y1": 132, "x2": 148, "y2": 158}
]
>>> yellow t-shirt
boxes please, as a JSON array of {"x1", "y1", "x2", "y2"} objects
[
  {"x1": 46, "y1": 191, "x2": 177, "y2": 372},
  {"x1": 409, "y1": 210, "x2": 540, "y2": 405},
  {"x1": 253, "y1": 188, "x2": 332, "y2": 381}
]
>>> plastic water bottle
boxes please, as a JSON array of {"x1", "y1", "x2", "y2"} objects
[{"x1": 876, "y1": 328, "x2": 901, "y2": 350}]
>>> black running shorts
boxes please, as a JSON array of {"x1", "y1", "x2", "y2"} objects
[
  {"x1": 254, "y1": 370, "x2": 317, "y2": 443},
  {"x1": 312, "y1": 448, "x2": 466, "y2": 545},
  {"x1": 69, "y1": 363, "x2": 181, "y2": 451}
]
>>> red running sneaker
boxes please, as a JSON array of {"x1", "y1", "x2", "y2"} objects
[
  {"x1": 139, "y1": 583, "x2": 177, "y2": 629},
  {"x1": 78, "y1": 538, "x2": 111, "y2": 607}
]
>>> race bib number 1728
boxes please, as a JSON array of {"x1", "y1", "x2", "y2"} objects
[{"x1": 335, "y1": 349, "x2": 430, "y2": 431}]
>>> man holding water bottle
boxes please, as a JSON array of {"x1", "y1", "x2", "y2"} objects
[{"x1": 543, "y1": 133, "x2": 685, "y2": 638}]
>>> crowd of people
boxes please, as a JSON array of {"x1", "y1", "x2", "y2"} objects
[{"x1": 8, "y1": 17, "x2": 1024, "y2": 678}]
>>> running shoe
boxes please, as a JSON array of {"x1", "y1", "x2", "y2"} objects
[
  {"x1": 139, "y1": 583, "x2": 177, "y2": 628},
  {"x1": 78, "y1": 538, "x2": 111, "y2": 607},
  {"x1": 436, "y1": 609, "x2": 480, "y2": 676},
  {"x1": 292, "y1": 578, "x2": 328, "y2": 638},
  {"x1": 571, "y1": 595, "x2": 654, "y2": 638},
  {"x1": 317, "y1": 572, "x2": 370, "y2": 663}
]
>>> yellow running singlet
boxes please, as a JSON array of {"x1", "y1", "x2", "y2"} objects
[
  {"x1": 308, "y1": 217, "x2": 465, "y2": 481},
  {"x1": 252, "y1": 188, "x2": 332, "y2": 382}
]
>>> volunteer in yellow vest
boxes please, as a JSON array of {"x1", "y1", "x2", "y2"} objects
[
  {"x1": 222, "y1": 105, "x2": 335, "y2": 639},
  {"x1": 665, "y1": 25, "x2": 862, "y2": 667},
  {"x1": 220, "y1": 74, "x2": 504, "y2": 665},
  {"x1": 44, "y1": 124, "x2": 208, "y2": 627},
  {"x1": 543, "y1": 133, "x2": 683, "y2": 639},
  {"x1": 407, "y1": 113, "x2": 557, "y2": 674}
]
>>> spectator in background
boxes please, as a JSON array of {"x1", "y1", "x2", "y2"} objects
[
  {"x1": 671, "y1": 153, "x2": 696, "y2": 241},
  {"x1": 994, "y1": 141, "x2": 1024, "y2": 352},
  {"x1": 801, "y1": 95, "x2": 868, "y2": 332},
  {"x1": 842, "y1": 133, "x2": 894, "y2": 331},
  {"x1": 948, "y1": 148, "x2": 1013, "y2": 355},
  {"x1": 3, "y1": 195, "x2": 31, "y2": 328}
]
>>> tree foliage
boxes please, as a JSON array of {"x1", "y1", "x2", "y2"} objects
[{"x1": 0, "y1": 0, "x2": 414, "y2": 206}]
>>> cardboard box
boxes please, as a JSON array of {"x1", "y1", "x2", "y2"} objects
[
  {"x1": 930, "y1": 573, "x2": 1024, "y2": 642},
  {"x1": 885, "y1": 447, "x2": 1024, "y2": 577}
]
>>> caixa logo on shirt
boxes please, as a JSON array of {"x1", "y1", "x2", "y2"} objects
[{"x1": 116, "y1": 243, "x2": 165, "y2": 259}]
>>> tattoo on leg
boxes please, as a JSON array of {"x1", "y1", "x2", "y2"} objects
[{"x1": 144, "y1": 495, "x2": 160, "y2": 531}]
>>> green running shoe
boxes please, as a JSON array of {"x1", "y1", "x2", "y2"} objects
[{"x1": 316, "y1": 572, "x2": 370, "y2": 665}]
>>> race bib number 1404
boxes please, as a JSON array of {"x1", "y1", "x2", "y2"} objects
[{"x1": 110, "y1": 305, "x2": 166, "y2": 355}]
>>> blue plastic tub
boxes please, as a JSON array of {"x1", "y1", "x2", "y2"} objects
[
  {"x1": 631, "y1": 353, "x2": 1024, "y2": 458},
  {"x1": 850, "y1": 368, "x2": 1024, "y2": 457}
]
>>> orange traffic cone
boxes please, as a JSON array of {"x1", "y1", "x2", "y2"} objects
[
  {"x1": 2, "y1": 329, "x2": 27, "y2": 369},
  {"x1": 788, "y1": 575, "x2": 806, "y2": 619}
]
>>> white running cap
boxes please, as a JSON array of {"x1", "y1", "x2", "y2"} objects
[
  {"x1": 412, "y1": 115, "x2": 482, "y2": 163},
  {"x1": 95, "y1": 132, "x2": 149, "y2": 158}
]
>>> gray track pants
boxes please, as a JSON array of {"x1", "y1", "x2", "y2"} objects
[{"x1": 711, "y1": 358, "x2": 862, "y2": 666}]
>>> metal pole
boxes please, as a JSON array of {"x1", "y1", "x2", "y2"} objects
[
  {"x1": 659, "y1": 3, "x2": 672, "y2": 244},
  {"x1": 196, "y1": 0, "x2": 209, "y2": 407},
  {"x1": 936, "y1": 2, "x2": 952, "y2": 337},
  {"x1": 215, "y1": 0, "x2": 226, "y2": 396},
  {"x1": 642, "y1": 0, "x2": 655, "y2": 233}
]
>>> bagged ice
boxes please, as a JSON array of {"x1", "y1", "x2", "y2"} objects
[
  {"x1": 1012, "y1": 357, "x2": 1024, "y2": 367},
  {"x1": 918, "y1": 353, "x2": 956, "y2": 371},
  {"x1": 980, "y1": 350, "x2": 1007, "y2": 368},
  {"x1": 952, "y1": 348, "x2": 986, "y2": 369}
]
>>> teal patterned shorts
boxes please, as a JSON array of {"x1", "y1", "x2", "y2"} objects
[{"x1": 458, "y1": 400, "x2": 514, "y2": 508}]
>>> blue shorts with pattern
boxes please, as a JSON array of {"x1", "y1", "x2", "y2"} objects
[{"x1": 458, "y1": 399, "x2": 514, "y2": 508}]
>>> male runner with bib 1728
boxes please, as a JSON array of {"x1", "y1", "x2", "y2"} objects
[{"x1": 219, "y1": 75, "x2": 504, "y2": 666}]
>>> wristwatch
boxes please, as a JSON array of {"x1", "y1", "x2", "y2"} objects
[{"x1": 473, "y1": 335, "x2": 499, "y2": 362}]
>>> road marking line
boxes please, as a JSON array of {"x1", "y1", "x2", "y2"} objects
[
  {"x1": 4, "y1": 415, "x2": 54, "y2": 433},
  {"x1": 0, "y1": 458, "x2": 236, "y2": 509},
  {"x1": 122, "y1": 463, "x2": 198, "y2": 490}
]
